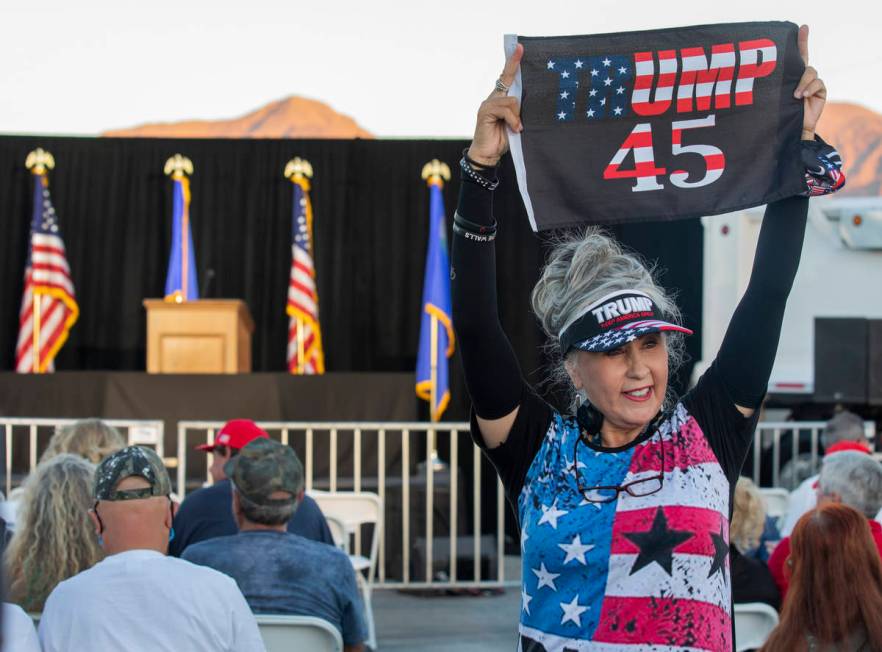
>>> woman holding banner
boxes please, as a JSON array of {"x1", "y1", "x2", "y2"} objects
[{"x1": 452, "y1": 25, "x2": 843, "y2": 651}]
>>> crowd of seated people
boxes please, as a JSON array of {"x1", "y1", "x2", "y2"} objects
[
  {"x1": 4, "y1": 412, "x2": 882, "y2": 651},
  {"x1": 170, "y1": 419, "x2": 334, "y2": 556},
  {"x1": 769, "y1": 449, "x2": 882, "y2": 599},
  {"x1": 780, "y1": 411, "x2": 879, "y2": 535},
  {"x1": 0, "y1": 418, "x2": 368, "y2": 652}
]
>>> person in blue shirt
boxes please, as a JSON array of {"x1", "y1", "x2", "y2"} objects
[
  {"x1": 183, "y1": 438, "x2": 367, "y2": 652},
  {"x1": 170, "y1": 419, "x2": 333, "y2": 557}
]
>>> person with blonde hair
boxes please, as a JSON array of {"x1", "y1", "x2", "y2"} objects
[
  {"x1": 730, "y1": 477, "x2": 780, "y2": 609},
  {"x1": 40, "y1": 418, "x2": 125, "y2": 465},
  {"x1": 3, "y1": 454, "x2": 103, "y2": 612}
]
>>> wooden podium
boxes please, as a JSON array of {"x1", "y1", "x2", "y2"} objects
[{"x1": 143, "y1": 299, "x2": 254, "y2": 374}]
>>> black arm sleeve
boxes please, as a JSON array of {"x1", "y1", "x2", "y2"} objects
[
  {"x1": 450, "y1": 178, "x2": 524, "y2": 420},
  {"x1": 714, "y1": 195, "x2": 809, "y2": 408}
]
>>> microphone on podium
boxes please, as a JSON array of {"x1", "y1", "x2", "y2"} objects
[{"x1": 200, "y1": 268, "x2": 215, "y2": 298}]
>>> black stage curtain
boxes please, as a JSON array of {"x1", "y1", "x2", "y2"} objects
[{"x1": 0, "y1": 136, "x2": 702, "y2": 419}]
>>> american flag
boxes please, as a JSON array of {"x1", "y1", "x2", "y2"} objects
[
  {"x1": 15, "y1": 173, "x2": 79, "y2": 373},
  {"x1": 286, "y1": 177, "x2": 325, "y2": 374}
]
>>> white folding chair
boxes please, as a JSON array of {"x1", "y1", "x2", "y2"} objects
[
  {"x1": 325, "y1": 515, "x2": 349, "y2": 553},
  {"x1": 759, "y1": 488, "x2": 790, "y2": 529},
  {"x1": 311, "y1": 491, "x2": 382, "y2": 651},
  {"x1": 255, "y1": 614, "x2": 342, "y2": 652},
  {"x1": 734, "y1": 602, "x2": 779, "y2": 652}
]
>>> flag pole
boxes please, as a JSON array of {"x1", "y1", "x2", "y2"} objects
[
  {"x1": 297, "y1": 317, "x2": 306, "y2": 374},
  {"x1": 163, "y1": 155, "x2": 194, "y2": 303},
  {"x1": 421, "y1": 159, "x2": 452, "y2": 472},
  {"x1": 428, "y1": 311, "x2": 443, "y2": 469},
  {"x1": 32, "y1": 294, "x2": 41, "y2": 373},
  {"x1": 430, "y1": 313, "x2": 438, "y2": 423}
]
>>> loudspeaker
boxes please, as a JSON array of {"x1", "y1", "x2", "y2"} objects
[
  {"x1": 869, "y1": 319, "x2": 882, "y2": 406},
  {"x1": 814, "y1": 318, "x2": 868, "y2": 404}
]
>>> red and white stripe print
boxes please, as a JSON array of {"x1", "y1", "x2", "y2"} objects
[
  {"x1": 287, "y1": 244, "x2": 320, "y2": 374},
  {"x1": 631, "y1": 50, "x2": 678, "y2": 116},
  {"x1": 15, "y1": 233, "x2": 77, "y2": 373},
  {"x1": 603, "y1": 124, "x2": 666, "y2": 183},
  {"x1": 593, "y1": 415, "x2": 733, "y2": 651},
  {"x1": 676, "y1": 44, "x2": 736, "y2": 113},
  {"x1": 735, "y1": 39, "x2": 777, "y2": 106}
]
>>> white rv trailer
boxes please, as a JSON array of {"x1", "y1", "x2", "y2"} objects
[{"x1": 695, "y1": 196, "x2": 882, "y2": 410}]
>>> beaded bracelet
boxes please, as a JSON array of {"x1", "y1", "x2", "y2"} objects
[
  {"x1": 460, "y1": 156, "x2": 500, "y2": 191},
  {"x1": 462, "y1": 147, "x2": 498, "y2": 172},
  {"x1": 452, "y1": 222, "x2": 496, "y2": 242},
  {"x1": 453, "y1": 211, "x2": 497, "y2": 235}
]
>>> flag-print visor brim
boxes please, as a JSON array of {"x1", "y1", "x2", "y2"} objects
[{"x1": 571, "y1": 321, "x2": 693, "y2": 353}]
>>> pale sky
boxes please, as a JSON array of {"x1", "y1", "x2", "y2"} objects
[{"x1": 2, "y1": 0, "x2": 879, "y2": 138}]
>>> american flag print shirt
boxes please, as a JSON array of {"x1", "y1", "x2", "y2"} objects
[{"x1": 480, "y1": 366, "x2": 755, "y2": 652}]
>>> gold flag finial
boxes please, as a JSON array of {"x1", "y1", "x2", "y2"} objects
[
  {"x1": 164, "y1": 154, "x2": 194, "y2": 179},
  {"x1": 25, "y1": 148, "x2": 55, "y2": 176},
  {"x1": 421, "y1": 159, "x2": 451, "y2": 186},
  {"x1": 284, "y1": 157, "x2": 314, "y2": 181}
]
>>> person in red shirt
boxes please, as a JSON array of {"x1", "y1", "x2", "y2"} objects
[{"x1": 769, "y1": 451, "x2": 882, "y2": 599}]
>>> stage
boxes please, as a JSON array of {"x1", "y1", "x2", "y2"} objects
[{"x1": 0, "y1": 371, "x2": 417, "y2": 440}]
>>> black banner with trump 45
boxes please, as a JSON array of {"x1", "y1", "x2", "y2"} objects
[{"x1": 505, "y1": 22, "x2": 806, "y2": 231}]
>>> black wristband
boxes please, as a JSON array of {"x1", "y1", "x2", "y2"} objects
[
  {"x1": 453, "y1": 211, "x2": 497, "y2": 235},
  {"x1": 452, "y1": 222, "x2": 496, "y2": 242}
]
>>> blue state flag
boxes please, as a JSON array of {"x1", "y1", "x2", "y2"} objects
[
  {"x1": 164, "y1": 175, "x2": 199, "y2": 301},
  {"x1": 416, "y1": 179, "x2": 455, "y2": 421}
]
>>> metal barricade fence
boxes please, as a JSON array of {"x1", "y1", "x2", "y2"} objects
[
  {"x1": 1, "y1": 417, "x2": 165, "y2": 496},
  {"x1": 177, "y1": 420, "x2": 512, "y2": 590},
  {"x1": 749, "y1": 420, "x2": 876, "y2": 489},
  {"x1": 4, "y1": 416, "x2": 877, "y2": 588}
]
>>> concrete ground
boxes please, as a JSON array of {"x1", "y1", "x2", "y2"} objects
[{"x1": 373, "y1": 586, "x2": 520, "y2": 652}]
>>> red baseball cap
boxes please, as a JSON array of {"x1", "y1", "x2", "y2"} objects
[{"x1": 195, "y1": 419, "x2": 269, "y2": 452}]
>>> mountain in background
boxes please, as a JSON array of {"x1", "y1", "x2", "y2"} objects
[
  {"x1": 103, "y1": 96, "x2": 372, "y2": 139},
  {"x1": 102, "y1": 97, "x2": 882, "y2": 196},
  {"x1": 817, "y1": 102, "x2": 882, "y2": 196}
]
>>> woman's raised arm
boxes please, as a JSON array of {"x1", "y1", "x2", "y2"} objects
[
  {"x1": 715, "y1": 26, "x2": 841, "y2": 417},
  {"x1": 451, "y1": 45, "x2": 527, "y2": 449}
]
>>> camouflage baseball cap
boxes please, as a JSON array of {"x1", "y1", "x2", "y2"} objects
[
  {"x1": 94, "y1": 445, "x2": 172, "y2": 501},
  {"x1": 225, "y1": 438, "x2": 303, "y2": 506}
]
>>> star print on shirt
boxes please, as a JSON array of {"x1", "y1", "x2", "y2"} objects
[
  {"x1": 708, "y1": 521, "x2": 729, "y2": 580},
  {"x1": 623, "y1": 506, "x2": 693, "y2": 576},
  {"x1": 533, "y1": 562, "x2": 561, "y2": 591},
  {"x1": 522, "y1": 587, "x2": 533, "y2": 615},
  {"x1": 560, "y1": 595, "x2": 589, "y2": 627},
  {"x1": 559, "y1": 534, "x2": 595, "y2": 565},
  {"x1": 538, "y1": 501, "x2": 567, "y2": 529}
]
